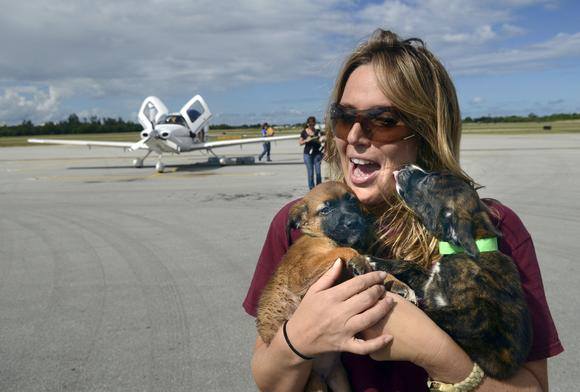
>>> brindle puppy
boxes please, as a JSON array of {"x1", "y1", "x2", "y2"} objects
[
  {"x1": 369, "y1": 164, "x2": 532, "y2": 379},
  {"x1": 256, "y1": 181, "x2": 375, "y2": 392}
]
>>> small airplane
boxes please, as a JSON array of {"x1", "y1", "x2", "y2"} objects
[{"x1": 28, "y1": 95, "x2": 299, "y2": 172}]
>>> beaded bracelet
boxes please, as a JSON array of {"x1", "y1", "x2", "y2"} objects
[{"x1": 427, "y1": 362, "x2": 485, "y2": 392}]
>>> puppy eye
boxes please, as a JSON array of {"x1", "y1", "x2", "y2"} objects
[
  {"x1": 318, "y1": 206, "x2": 331, "y2": 216},
  {"x1": 441, "y1": 209, "x2": 453, "y2": 219}
]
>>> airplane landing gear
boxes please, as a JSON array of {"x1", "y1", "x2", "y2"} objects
[
  {"x1": 155, "y1": 160, "x2": 165, "y2": 173},
  {"x1": 133, "y1": 150, "x2": 151, "y2": 168}
]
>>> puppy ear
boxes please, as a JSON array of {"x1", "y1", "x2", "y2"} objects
[
  {"x1": 474, "y1": 204, "x2": 502, "y2": 238},
  {"x1": 288, "y1": 201, "x2": 308, "y2": 230},
  {"x1": 452, "y1": 218, "x2": 480, "y2": 260}
]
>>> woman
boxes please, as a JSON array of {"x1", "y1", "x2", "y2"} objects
[
  {"x1": 244, "y1": 29, "x2": 562, "y2": 391},
  {"x1": 300, "y1": 116, "x2": 323, "y2": 189}
]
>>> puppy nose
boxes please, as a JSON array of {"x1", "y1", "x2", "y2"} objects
[{"x1": 343, "y1": 216, "x2": 359, "y2": 229}]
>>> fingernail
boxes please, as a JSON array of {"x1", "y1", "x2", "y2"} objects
[
  {"x1": 384, "y1": 335, "x2": 393, "y2": 344},
  {"x1": 334, "y1": 258, "x2": 342, "y2": 267},
  {"x1": 378, "y1": 271, "x2": 388, "y2": 279}
]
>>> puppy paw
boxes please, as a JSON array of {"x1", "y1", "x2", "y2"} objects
[
  {"x1": 385, "y1": 280, "x2": 418, "y2": 306},
  {"x1": 346, "y1": 255, "x2": 374, "y2": 276}
]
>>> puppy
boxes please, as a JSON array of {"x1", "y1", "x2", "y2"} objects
[
  {"x1": 368, "y1": 165, "x2": 532, "y2": 379},
  {"x1": 256, "y1": 181, "x2": 374, "y2": 392}
]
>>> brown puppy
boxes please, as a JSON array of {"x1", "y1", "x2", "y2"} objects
[{"x1": 256, "y1": 181, "x2": 374, "y2": 392}]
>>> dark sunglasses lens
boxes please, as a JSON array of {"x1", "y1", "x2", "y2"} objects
[
  {"x1": 331, "y1": 104, "x2": 411, "y2": 143},
  {"x1": 330, "y1": 106, "x2": 353, "y2": 140},
  {"x1": 368, "y1": 115, "x2": 410, "y2": 143}
]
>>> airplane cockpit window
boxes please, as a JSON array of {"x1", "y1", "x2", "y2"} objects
[{"x1": 163, "y1": 115, "x2": 186, "y2": 125}]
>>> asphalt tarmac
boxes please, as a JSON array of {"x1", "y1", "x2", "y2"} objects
[{"x1": 0, "y1": 134, "x2": 577, "y2": 391}]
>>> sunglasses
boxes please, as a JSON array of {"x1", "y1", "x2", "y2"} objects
[{"x1": 329, "y1": 103, "x2": 415, "y2": 144}]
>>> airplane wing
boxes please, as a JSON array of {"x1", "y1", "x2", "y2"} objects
[
  {"x1": 191, "y1": 134, "x2": 300, "y2": 150},
  {"x1": 27, "y1": 138, "x2": 146, "y2": 150}
]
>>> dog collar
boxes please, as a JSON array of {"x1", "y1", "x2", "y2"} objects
[{"x1": 439, "y1": 237, "x2": 498, "y2": 255}]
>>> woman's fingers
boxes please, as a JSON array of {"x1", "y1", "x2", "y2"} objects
[
  {"x1": 308, "y1": 258, "x2": 343, "y2": 293},
  {"x1": 345, "y1": 295, "x2": 394, "y2": 333},
  {"x1": 343, "y1": 334, "x2": 393, "y2": 356},
  {"x1": 332, "y1": 270, "x2": 388, "y2": 301},
  {"x1": 341, "y1": 283, "x2": 386, "y2": 315}
]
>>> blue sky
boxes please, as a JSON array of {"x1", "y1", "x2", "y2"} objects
[{"x1": 0, "y1": 0, "x2": 579, "y2": 125}]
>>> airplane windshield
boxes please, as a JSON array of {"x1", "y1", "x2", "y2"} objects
[{"x1": 163, "y1": 115, "x2": 186, "y2": 125}]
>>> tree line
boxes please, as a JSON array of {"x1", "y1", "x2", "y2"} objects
[
  {"x1": 2, "y1": 112, "x2": 580, "y2": 137},
  {"x1": 0, "y1": 114, "x2": 141, "y2": 137},
  {"x1": 463, "y1": 112, "x2": 580, "y2": 123}
]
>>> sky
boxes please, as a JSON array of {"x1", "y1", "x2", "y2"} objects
[{"x1": 0, "y1": 0, "x2": 579, "y2": 126}]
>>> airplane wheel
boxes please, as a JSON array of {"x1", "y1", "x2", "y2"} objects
[
  {"x1": 155, "y1": 162, "x2": 165, "y2": 173},
  {"x1": 133, "y1": 159, "x2": 144, "y2": 168}
]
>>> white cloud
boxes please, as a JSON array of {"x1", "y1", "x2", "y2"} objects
[
  {"x1": 449, "y1": 32, "x2": 580, "y2": 74},
  {"x1": 0, "y1": 0, "x2": 577, "y2": 123},
  {"x1": 501, "y1": 23, "x2": 527, "y2": 37},
  {"x1": 0, "y1": 86, "x2": 61, "y2": 124}
]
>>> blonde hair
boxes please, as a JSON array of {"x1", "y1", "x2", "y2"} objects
[{"x1": 325, "y1": 29, "x2": 475, "y2": 267}]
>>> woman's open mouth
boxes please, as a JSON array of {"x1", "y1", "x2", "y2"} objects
[{"x1": 349, "y1": 157, "x2": 380, "y2": 186}]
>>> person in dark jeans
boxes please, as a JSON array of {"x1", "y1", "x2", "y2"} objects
[
  {"x1": 299, "y1": 116, "x2": 323, "y2": 189},
  {"x1": 258, "y1": 122, "x2": 272, "y2": 161}
]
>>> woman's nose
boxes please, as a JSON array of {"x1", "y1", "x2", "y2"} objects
[{"x1": 346, "y1": 122, "x2": 371, "y2": 146}]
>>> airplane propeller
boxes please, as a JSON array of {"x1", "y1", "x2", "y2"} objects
[{"x1": 130, "y1": 102, "x2": 160, "y2": 151}]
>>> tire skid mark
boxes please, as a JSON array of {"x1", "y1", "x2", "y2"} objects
[
  {"x1": 0, "y1": 213, "x2": 61, "y2": 378},
  {"x1": 32, "y1": 210, "x2": 113, "y2": 392},
  {"x1": 65, "y1": 208, "x2": 196, "y2": 391},
  {"x1": 113, "y1": 208, "x2": 245, "y2": 276},
  {"x1": 110, "y1": 207, "x2": 256, "y2": 345},
  {"x1": 0, "y1": 210, "x2": 105, "y2": 391},
  {"x1": 21, "y1": 210, "x2": 106, "y2": 391},
  {"x1": 0, "y1": 217, "x2": 16, "y2": 293},
  {"x1": 83, "y1": 207, "x2": 225, "y2": 336}
]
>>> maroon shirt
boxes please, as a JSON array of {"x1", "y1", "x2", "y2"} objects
[{"x1": 243, "y1": 199, "x2": 564, "y2": 391}]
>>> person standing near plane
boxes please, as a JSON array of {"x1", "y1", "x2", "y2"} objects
[
  {"x1": 259, "y1": 122, "x2": 273, "y2": 162},
  {"x1": 299, "y1": 116, "x2": 323, "y2": 189}
]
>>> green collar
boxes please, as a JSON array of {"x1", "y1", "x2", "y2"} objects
[{"x1": 439, "y1": 237, "x2": 498, "y2": 255}]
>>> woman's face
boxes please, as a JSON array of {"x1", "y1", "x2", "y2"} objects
[{"x1": 335, "y1": 64, "x2": 418, "y2": 206}]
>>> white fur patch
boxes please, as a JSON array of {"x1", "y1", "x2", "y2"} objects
[
  {"x1": 409, "y1": 164, "x2": 427, "y2": 173},
  {"x1": 423, "y1": 262, "x2": 440, "y2": 293},
  {"x1": 434, "y1": 293, "x2": 448, "y2": 307}
]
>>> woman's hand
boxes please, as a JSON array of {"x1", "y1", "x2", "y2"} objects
[
  {"x1": 361, "y1": 292, "x2": 474, "y2": 382},
  {"x1": 285, "y1": 259, "x2": 395, "y2": 358}
]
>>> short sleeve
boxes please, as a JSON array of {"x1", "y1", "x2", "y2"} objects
[
  {"x1": 484, "y1": 199, "x2": 564, "y2": 360},
  {"x1": 243, "y1": 200, "x2": 301, "y2": 317}
]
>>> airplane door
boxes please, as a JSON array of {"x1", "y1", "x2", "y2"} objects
[
  {"x1": 179, "y1": 95, "x2": 212, "y2": 137},
  {"x1": 138, "y1": 96, "x2": 169, "y2": 129}
]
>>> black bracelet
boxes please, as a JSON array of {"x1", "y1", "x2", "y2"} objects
[{"x1": 282, "y1": 320, "x2": 314, "y2": 360}]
